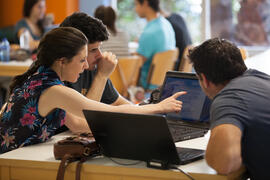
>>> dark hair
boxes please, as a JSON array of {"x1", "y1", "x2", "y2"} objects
[
  {"x1": 189, "y1": 38, "x2": 247, "y2": 85},
  {"x1": 9, "y1": 27, "x2": 88, "y2": 94},
  {"x1": 23, "y1": 0, "x2": 45, "y2": 34},
  {"x1": 60, "y1": 12, "x2": 109, "y2": 44},
  {"x1": 94, "y1": 6, "x2": 117, "y2": 35},
  {"x1": 137, "y1": 0, "x2": 160, "y2": 12}
]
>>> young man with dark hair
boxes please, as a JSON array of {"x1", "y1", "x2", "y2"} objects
[
  {"x1": 134, "y1": 0, "x2": 176, "y2": 89},
  {"x1": 60, "y1": 12, "x2": 131, "y2": 105},
  {"x1": 189, "y1": 37, "x2": 270, "y2": 180}
]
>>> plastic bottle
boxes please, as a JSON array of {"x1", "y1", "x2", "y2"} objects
[
  {"x1": 1, "y1": 38, "x2": 10, "y2": 62},
  {"x1": 19, "y1": 30, "x2": 30, "y2": 50},
  {"x1": 0, "y1": 40, "x2": 3, "y2": 62}
]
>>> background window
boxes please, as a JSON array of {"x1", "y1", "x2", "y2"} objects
[
  {"x1": 117, "y1": 0, "x2": 270, "y2": 55},
  {"x1": 117, "y1": 0, "x2": 202, "y2": 43},
  {"x1": 211, "y1": 0, "x2": 270, "y2": 46}
]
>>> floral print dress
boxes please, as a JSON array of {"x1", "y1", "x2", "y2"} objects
[{"x1": 0, "y1": 66, "x2": 66, "y2": 154}]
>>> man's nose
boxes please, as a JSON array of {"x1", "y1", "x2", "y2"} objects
[
  {"x1": 96, "y1": 48, "x2": 102, "y2": 58},
  {"x1": 84, "y1": 60, "x2": 89, "y2": 69}
]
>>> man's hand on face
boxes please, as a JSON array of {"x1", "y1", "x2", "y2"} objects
[{"x1": 96, "y1": 51, "x2": 118, "y2": 78}]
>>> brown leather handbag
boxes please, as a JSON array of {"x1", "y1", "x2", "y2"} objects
[{"x1": 54, "y1": 133, "x2": 100, "y2": 180}]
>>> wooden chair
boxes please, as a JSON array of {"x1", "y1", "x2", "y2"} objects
[
  {"x1": 110, "y1": 56, "x2": 143, "y2": 97},
  {"x1": 178, "y1": 45, "x2": 193, "y2": 72},
  {"x1": 146, "y1": 48, "x2": 179, "y2": 88}
]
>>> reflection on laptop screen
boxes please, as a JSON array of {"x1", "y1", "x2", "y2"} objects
[{"x1": 160, "y1": 72, "x2": 211, "y2": 124}]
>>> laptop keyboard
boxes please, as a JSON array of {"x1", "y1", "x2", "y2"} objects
[
  {"x1": 176, "y1": 147, "x2": 205, "y2": 165},
  {"x1": 168, "y1": 123, "x2": 207, "y2": 142}
]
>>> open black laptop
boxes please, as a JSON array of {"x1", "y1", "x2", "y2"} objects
[
  {"x1": 83, "y1": 110, "x2": 205, "y2": 168},
  {"x1": 158, "y1": 71, "x2": 211, "y2": 142}
]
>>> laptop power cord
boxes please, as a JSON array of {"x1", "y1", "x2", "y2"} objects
[{"x1": 170, "y1": 165, "x2": 196, "y2": 180}]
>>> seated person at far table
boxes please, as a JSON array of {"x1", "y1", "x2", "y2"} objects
[
  {"x1": 0, "y1": 27, "x2": 186, "y2": 154},
  {"x1": 14, "y1": 0, "x2": 46, "y2": 51},
  {"x1": 94, "y1": 5, "x2": 130, "y2": 58},
  {"x1": 189, "y1": 38, "x2": 270, "y2": 180},
  {"x1": 60, "y1": 12, "x2": 130, "y2": 106},
  {"x1": 134, "y1": 0, "x2": 176, "y2": 89}
]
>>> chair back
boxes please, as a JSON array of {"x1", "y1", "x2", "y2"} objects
[
  {"x1": 178, "y1": 45, "x2": 193, "y2": 72},
  {"x1": 110, "y1": 56, "x2": 143, "y2": 97},
  {"x1": 147, "y1": 48, "x2": 179, "y2": 87}
]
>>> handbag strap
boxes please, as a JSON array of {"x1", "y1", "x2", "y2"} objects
[
  {"x1": 75, "y1": 157, "x2": 87, "y2": 180},
  {"x1": 57, "y1": 155, "x2": 87, "y2": 180},
  {"x1": 56, "y1": 154, "x2": 73, "y2": 180},
  {"x1": 75, "y1": 153, "x2": 101, "y2": 180}
]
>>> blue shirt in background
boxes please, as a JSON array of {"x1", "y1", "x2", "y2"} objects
[{"x1": 137, "y1": 16, "x2": 175, "y2": 89}]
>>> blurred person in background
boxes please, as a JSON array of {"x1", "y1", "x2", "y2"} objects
[
  {"x1": 94, "y1": 5, "x2": 130, "y2": 57},
  {"x1": 134, "y1": 0, "x2": 175, "y2": 89},
  {"x1": 234, "y1": 0, "x2": 269, "y2": 46},
  {"x1": 14, "y1": 0, "x2": 46, "y2": 51}
]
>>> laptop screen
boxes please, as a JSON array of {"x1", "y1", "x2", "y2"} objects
[{"x1": 160, "y1": 71, "x2": 211, "y2": 128}]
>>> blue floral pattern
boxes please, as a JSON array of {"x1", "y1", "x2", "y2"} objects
[{"x1": 0, "y1": 66, "x2": 66, "y2": 153}]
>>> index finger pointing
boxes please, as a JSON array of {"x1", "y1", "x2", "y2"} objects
[{"x1": 172, "y1": 91, "x2": 187, "y2": 99}]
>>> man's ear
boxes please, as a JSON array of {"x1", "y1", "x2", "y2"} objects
[{"x1": 200, "y1": 73, "x2": 210, "y2": 88}]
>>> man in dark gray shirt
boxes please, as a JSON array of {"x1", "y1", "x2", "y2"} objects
[{"x1": 189, "y1": 38, "x2": 270, "y2": 180}]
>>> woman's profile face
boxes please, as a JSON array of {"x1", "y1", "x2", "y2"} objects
[
  {"x1": 31, "y1": 0, "x2": 46, "y2": 20},
  {"x1": 61, "y1": 45, "x2": 89, "y2": 83}
]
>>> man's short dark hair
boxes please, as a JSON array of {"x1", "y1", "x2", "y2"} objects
[
  {"x1": 189, "y1": 38, "x2": 247, "y2": 85},
  {"x1": 60, "y1": 12, "x2": 109, "y2": 44},
  {"x1": 137, "y1": 0, "x2": 160, "y2": 12}
]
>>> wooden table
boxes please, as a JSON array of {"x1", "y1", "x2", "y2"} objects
[
  {"x1": 0, "y1": 57, "x2": 142, "y2": 98},
  {"x1": 0, "y1": 132, "x2": 246, "y2": 180},
  {"x1": 0, "y1": 60, "x2": 32, "y2": 77}
]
